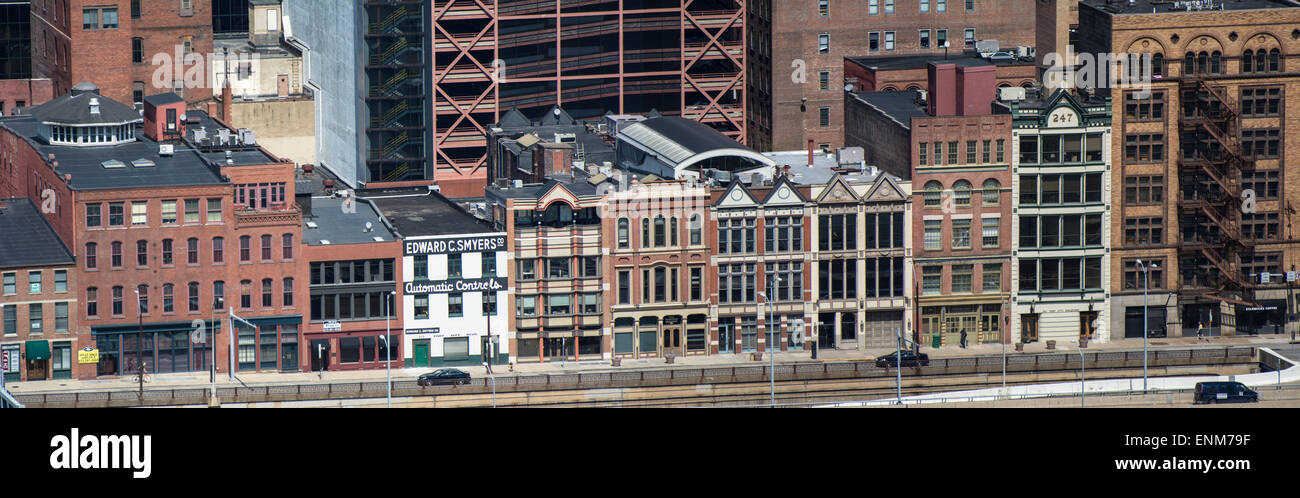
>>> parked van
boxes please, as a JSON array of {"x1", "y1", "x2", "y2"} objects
[{"x1": 1193, "y1": 381, "x2": 1259, "y2": 404}]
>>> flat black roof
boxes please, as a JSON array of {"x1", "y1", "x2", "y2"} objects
[
  {"x1": 188, "y1": 110, "x2": 279, "y2": 166},
  {"x1": 1083, "y1": 0, "x2": 1298, "y2": 14},
  {"x1": 303, "y1": 197, "x2": 397, "y2": 246},
  {"x1": 365, "y1": 188, "x2": 497, "y2": 237},
  {"x1": 0, "y1": 114, "x2": 225, "y2": 190},
  {"x1": 0, "y1": 198, "x2": 75, "y2": 269},
  {"x1": 851, "y1": 90, "x2": 928, "y2": 128},
  {"x1": 847, "y1": 51, "x2": 1032, "y2": 72},
  {"x1": 143, "y1": 92, "x2": 184, "y2": 107}
]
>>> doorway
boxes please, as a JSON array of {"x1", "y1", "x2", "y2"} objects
[
  {"x1": 543, "y1": 337, "x2": 574, "y2": 361},
  {"x1": 280, "y1": 342, "x2": 298, "y2": 372},
  {"x1": 412, "y1": 339, "x2": 429, "y2": 367},
  {"x1": 310, "y1": 339, "x2": 330, "y2": 372},
  {"x1": 818, "y1": 312, "x2": 836, "y2": 349},
  {"x1": 661, "y1": 327, "x2": 682, "y2": 357},
  {"x1": 1079, "y1": 312, "x2": 1099, "y2": 340},
  {"x1": 480, "y1": 336, "x2": 494, "y2": 365},
  {"x1": 1021, "y1": 314, "x2": 1040, "y2": 343}
]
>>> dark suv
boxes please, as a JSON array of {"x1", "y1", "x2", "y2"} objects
[
  {"x1": 875, "y1": 351, "x2": 930, "y2": 368},
  {"x1": 1193, "y1": 381, "x2": 1258, "y2": 404},
  {"x1": 418, "y1": 368, "x2": 471, "y2": 386}
]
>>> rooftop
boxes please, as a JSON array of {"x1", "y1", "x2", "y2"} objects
[
  {"x1": 365, "y1": 188, "x2": 497, "y2": 237},
  {"x1": 0, "y1": 198, "x2": 75, "y2": 269},
  {"x1": 850, "y1": 90, "x2": 929, "y2": 129},
  {"x1": 847, "y1": 51, "x2": 1033, "y2": 72},
  {"x1": 620, "y1": 117, "x2": 751, "y2": 165},
  {"x1": 1082, "y1": 0, "x2": 1299, "y2": 14},
  {"x1": 760, "y1": 149, "x2": 894, "y2": 186},
  {"x1": 302, "y1": 197, "x2": 397, "y2": 246},
  {"x1": 486, "y1": 174, "x2": 610, "y2": 200},
  {"x1": 188, "y1": 110, "x2": 280, "y2": 167},
  {"x1": 31, "y1": 83, "x2": 141, "y2": 125}
]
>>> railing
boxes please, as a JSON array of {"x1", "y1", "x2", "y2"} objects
[{"x1": 13, "y1": 347, "x2": 1258, "y2": 407}]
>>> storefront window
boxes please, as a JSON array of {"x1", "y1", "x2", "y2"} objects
[
  {"x1": 340, "y1": 337, "x2": 361, "y2": 363},
  {"x1": 238, "y1": 326, "x2": 256, "y2": 371}
]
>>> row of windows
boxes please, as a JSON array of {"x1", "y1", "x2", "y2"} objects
[
  {"x1": 1019, "y1": 214, "x2": 1104, "y2": 249},
  {"x1": 413, "y1": 253, "x2": 496, "y2": 280},
  {"x1": 85, "y1": 234, "x2": 294, "y2": 269},
  {"x1": 1, "y1": 302, "x2": 70, "y2": 335},
  {"x1": 86, "y1": 199, "x2": 222, "y2": 228},
  {"x1": 516, "y1": 257, "x2": 599, "y2": 281},
  {"x1": 1018, "y1": 134, "x2": 1105, "y2": 165},
  {"x1": 310, "y1": 259, "x2": 395, "y2": 286},
  {"x1": 920, "y1": 263, "x2": 1003, "y2": 295},
  {"x1": 615, "y1": 267, "x2": 706, "y2": 305},
  {"x1": 2, "y1": 270, "x2": 68, "y2": 295},
  {"x1": 922, "y1": 179, "x2": 1002, "y2": 208},
  {"x1": 925, "y1": 217, "x2": 1000, "y2": 250},
  {"x1": 514, "y1": 204, "x2": 600, "y2": 228},
  {"x1": 821, "y1": 0, "x2": 975, "y2": 16},
  {"x1": 615, "y1": 215, "x2": 704, "y2": 249},
  {"x1": 313, "y1": 291, "x2": 397, "y2": 322},
  {"x1": 516, "y1": 293, "x2": 600, "y2": 316},
  {"x1": 819, "y1": 213, "x2": 906, "y2": 251},
  {"x1": 817, "y1": 26, "x2": 976, "y2": 54},
  {"x1": 920, "y1": 139, "x2": 1006, "y2": 167},
  {"x1": 1018, "y1": 257, "x2": 1103, "y2": 293},
  {"x1": 87, "y1": 278, "x2": 292, "y2": 318},
  {"x1": 1019, "y1": 173, "x2": 1104, "y2": 205}
]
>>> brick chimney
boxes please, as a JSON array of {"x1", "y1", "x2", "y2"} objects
[
  {"x1": 221, "y1": 80, "x2": 234, "y2": 125},
  {"x1": 955, "y1": 65, "x2": 996, "y2": 116},
  {"x1": 926, "y1": 62, "x2": 957, "y2": 116}
]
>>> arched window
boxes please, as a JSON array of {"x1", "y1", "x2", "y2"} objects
[
  {"x1": 1210, "y1": 51, "x2": 1221, "y2": 74},
  {"x1": 163, "y1": 283, "x2": 174, "y2": 313},
  {"x1": 653, "y1": 215, "x2": 666, "y2": 247},
  {"x1": 906, "y1": 85, "x2": 922, "y2": 91},
  {"x1": 953, "y1": 179, "x2": 973, "y2": 207},
  {"x1": 881, "y1": 86, "x2": 898, "y2": 91},
  {"x1": 1196, "y1": 51, "x2": 1208, "y2": 74},
  {"x1": 670, "y1": 216, "x2": 678, "y2": 246},
  {"x1": 1184, "y1": 52, "x2": 1195, "y2": 74},
  {"x1": 1269, "y1": 48, "x2": 1280, "y2": 72},
  {"x1": 982, "y1": 179, "x2": 1001, "y2": 206},
  {"x1": 923, "y1": 180, "x2": 943, "y2": 208},
  {"x1": 1257, "y1": 49, "x2": 1267, "y2": 72},
  {"x1": 1242, "y1": 50, "x2": 1254, "y2": 73},
  {"x1": 617, "y1": 218, "x2": 630, "y2": 248},
  {"x1": 1152, "y1": 53, "x2": 1164, "y2": 77},
  {"x1": 689, "y1": 214, "x2": 702, "y2": 245}
]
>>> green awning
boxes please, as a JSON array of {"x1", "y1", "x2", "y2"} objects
[{"x1": 25, "y1": 340, "x2": 50, "y2": 360}]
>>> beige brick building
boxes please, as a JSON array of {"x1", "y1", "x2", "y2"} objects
[{"x1": 1077, "y1": 0, "x2": 1300, "y2": 339}]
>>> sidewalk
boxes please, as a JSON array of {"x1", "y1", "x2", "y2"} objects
[{"x1": 7, "y1": 334, "x2": 1293, "y2": 395}]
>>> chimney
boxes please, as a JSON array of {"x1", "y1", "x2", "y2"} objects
[
  {"x1": 926, "y1": 62, "x2": 958, "y2": 116},
  {"x1": 206, "y1": 101, "x2": 218, "y2": 118},
  {"x1": 955, "y1": 65, "x2": 996, "y2": 116},
  {"x1": 221, "y1": 80, "x2": 234, "y2": 125},
  {"x1": 808, "y1": 139, "x2": 815, "y2": 167}
]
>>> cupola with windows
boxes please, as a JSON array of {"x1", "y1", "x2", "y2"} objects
[{"x1": 31, "y1": 83, "x2": 143, "y2": 146}]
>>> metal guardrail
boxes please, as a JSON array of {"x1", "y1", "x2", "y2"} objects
[{"x1": 12, "y1": 346, "x2": 1260, "y2": 407}]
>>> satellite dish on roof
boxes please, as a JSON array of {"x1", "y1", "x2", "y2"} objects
[
  {"x1": 844, "y1": 84, "x2": 854, "y2": 92},
  {"x1": 553, "y1": 108, "x2": 561, "y2": 116},
  {"x1": 365, "y1": 221, "x2": 373, "y2": 232}
]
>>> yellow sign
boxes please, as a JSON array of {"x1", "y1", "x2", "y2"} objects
[{"x1": 78, "y1": 347, "x2": 100, "y2": 364}]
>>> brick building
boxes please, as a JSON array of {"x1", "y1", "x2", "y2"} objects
[
  {"x1": 1076, "y1": 0, "x2": 1300, "y2": 338},
  {"x1": 1, "y1": 197, "x2": 85, "y2": 382},
  {"x1": 755, "y1": 0, "x2": 1036, "y2": 153},
  {"x1": 605, "y1": 179, "x2": 713, "y2": 358},
  {"x1": 300, "y1": 194, "x2": 403, "y2": 372},
  {"x1": 0, "y1": 84, "x2": 303, "y2": 377},
  {"x1": 69, "y1": 0, "x2": 214, "y2": 108},
  {"x1": 0, "y1": 1, "x2": 69, "y2": 113},
  {"x1": 845, "y1": 64, "x2": 1014, "y2": 348},
  {"x1": 844, "y1": 52, "x2": 1037, "y2": 95}
]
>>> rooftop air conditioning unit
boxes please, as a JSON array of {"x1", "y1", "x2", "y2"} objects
[{"x1": 159, "y1": 144, "x2": 174, "y2": 156}]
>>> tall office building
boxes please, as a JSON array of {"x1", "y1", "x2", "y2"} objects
[{"x1": 290, "y1": 0, "x2": 748, "y2": 198}]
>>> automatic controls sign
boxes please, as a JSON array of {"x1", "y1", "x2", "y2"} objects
[
  {"x1": 404, "y1": 235, "x2": 506, "y2": 255},
  {"x1": 405, "y1": 277, "x2": 506, "y2": 295}
]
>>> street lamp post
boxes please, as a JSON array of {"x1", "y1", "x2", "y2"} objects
[
  {"x1": 1136, "y1": 260, "x2": 1157, "y2": 392},
  {"x1": 385, "y1": 291, "x2": 395, "y2": 408},
  {"x1": 895, "y1": 327, "x2": 902, "y2": 405},
  {"x1": 1002, "y1": 294, "x2": 1009, "y2": 390},
  {"x1": 211, "y1": 297, "x2": 222, "y2": 403},
  {"x1": 759, "y1": 274, "x2": 782, "y2": 408},
  {"x1": 1072, "y1": 339, "x2": 1085, "y2": 408},
  {"x1": 482, "y1": 361, "x2": 496, "y2": 408}
]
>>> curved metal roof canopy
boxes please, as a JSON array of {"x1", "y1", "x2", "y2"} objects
[{"x1": 618, "y1": 117, "x2": 773, "y2": 177}]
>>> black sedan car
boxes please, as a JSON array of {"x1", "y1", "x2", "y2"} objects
[
  {"x1": 875, "y1": 351, "x2": 930, "y2": 368},
  {"x1": 418, "y1": 368, "x2": 471, "y2": 386}
]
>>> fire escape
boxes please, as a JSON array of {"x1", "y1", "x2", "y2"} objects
[{"x1": 1176, "y1": 76, "x2": 1255, "y2": 303}]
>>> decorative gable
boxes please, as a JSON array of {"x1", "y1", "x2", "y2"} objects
[
  {"x1": 816, "y1": 174, "x2": 860, "y2": 204},
  {"x1": 763, "y1": 176, "x2": 807, "y2": 206},
  {"x1": 864, "y1": 174, "x2": 905, "y2": 202},
  {"x1": 536, "y1": 182, "x2": 580, "y2": 210},
  {"x1": 716, "y1": 180, "x2": 758, "y2": 208}
]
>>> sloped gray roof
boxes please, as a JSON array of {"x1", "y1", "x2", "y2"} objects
[
  {"x1": 539, "y1": 106, "x2": 575, "y2": 126},
  {"x1": 499, "y1": 108, "x2": 530, "y2": 127},
  {"x1": 0, "y1": 198, "x2": 74, "y2": 269},
  {"x1": 31, "y1": 86, "x2": 142, "y2": 125}
]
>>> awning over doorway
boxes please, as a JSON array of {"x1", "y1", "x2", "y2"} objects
[{"x1": 25, "y1": 340, "x2": 49, "y2": 360}]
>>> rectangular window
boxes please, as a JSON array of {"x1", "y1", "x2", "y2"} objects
[
  {"x1": 982, "y1": 218, "x2": 999, "y2": 247},
  {"x1": 869, "y1": 32, "x2": 879, "y2": 51},
  {"x1": 924, "y1": 220, "x2": 942, "y2": 250},
  {"x1": 29, "y1": 303, "x2": 43, "y2": 333},
  {"x1": 516, "y1": 295, "x2": 536, "y2": 317},
  {"x1": 1124, "y1": 134, "x2": 1164, "y2": 162},
  {"x1": 819, "y1": 107, "x2": 830, "y2": 127},
  {"x1": 951, "y1": 219, "x2": 971, "y2": 249},
  {"x1": 918, "y1": 142, "x2": 928, "y2": 165},
  {"x1": 964, "y1": 28, "x2": 975, "y2": 48},
  {"x1": 920, "y1": 29, "x2": 930, "y2": 49},
  {"x1": 1242, "y1": 170, "x2": 1280, "y2": 200},
  {"x1": 819, "y1": 0, "x2": 828, "y2": 16},
  {"x1": 1239, "y1": 87, "x2": 1281, "y2": 117},
  {"x1": 448, "y1": 293, "x2": 463, "y2": 316},
  {"x1": 6, "y1": 273, "x2": 19, "y2": 295},
  {"x1": 947, "y1": 141, "x2": 958, "y2": 165},
  {"x1": 886, "y1": 0, "x2": 895, "y2": 14},
  {"x1": 207, "y1": 198, "x2": 222, "y2": 222},
  {"x1": 1124, "y1": 217, "x2": 1164, "y2": 246},
  {"x1": 547, "y1": 258, "x2": 569, "y2": 279},
  {"x1": 86, "y1": 204, "x2": 101, "y2": 227},
  {"x1": 618, "y1": 271, "x2": 631, "y2": 304},
  {"x1": 161, "y1": 200, "x2": 177, "y2": 224},
  {"x1": 108, "y1": 202, "x2": 124, "y2": 226},
  {"x1": 982, "y1": 264, "x2": 1001, "y2": 292},
  {"x1": 922, "y1": 266, "x2": 942, "y2": 295},
  {"x1": 966, "y1": 140, "x2": 977, "y2": 164},
  {"x1": 131, "y1": 201, "x2": 147, "y2": 225},
  {"x1": 952, "y1": 265, "x2": 973, "y2": 293},
  {"x1": 921, "y1": 0, "x2": 930, "y2": 12},
  {"x1": 819, "y1": 71, "x2": 830, "y2": 91},
  {"x1": 818, "y1": 33, "x2": 829, "y2": 53},
  {"x1": 184, "y1": 199, "x2": 200, "y2": 223},
  {"x1": 3, "y1": 303, "x2": 16, "y2": 333},
  {"x1": 28, "y1": 271, "x2": 42, "y2": 294},
  {"x1": 869, "y1": 0, "x2": 878, "y2": 14},
  {"x1": 517, "y1": 259, "x2": 535, "y2": 280},
  {"x1": 55, "y1": 270, "x2": 67, "y2": 292},
  {"x1": 1124, "y1": 176, "x2": 1164, "y2": 205},
  {"x1": 413, "y1": 296, "x2": 429, "y2": 319}
]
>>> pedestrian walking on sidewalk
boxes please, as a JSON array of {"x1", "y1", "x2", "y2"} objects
[
  {"x1": 1197, "y1": 321, "x2": 1204, "y2": 340},
  {"x1": 959, "y1": 328, "x2": 967, "y2": 349}
]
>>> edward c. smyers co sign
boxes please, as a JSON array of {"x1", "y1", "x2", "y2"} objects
[{"x1": 404, "y1": 235, "x2": 505, "y2": 255}]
